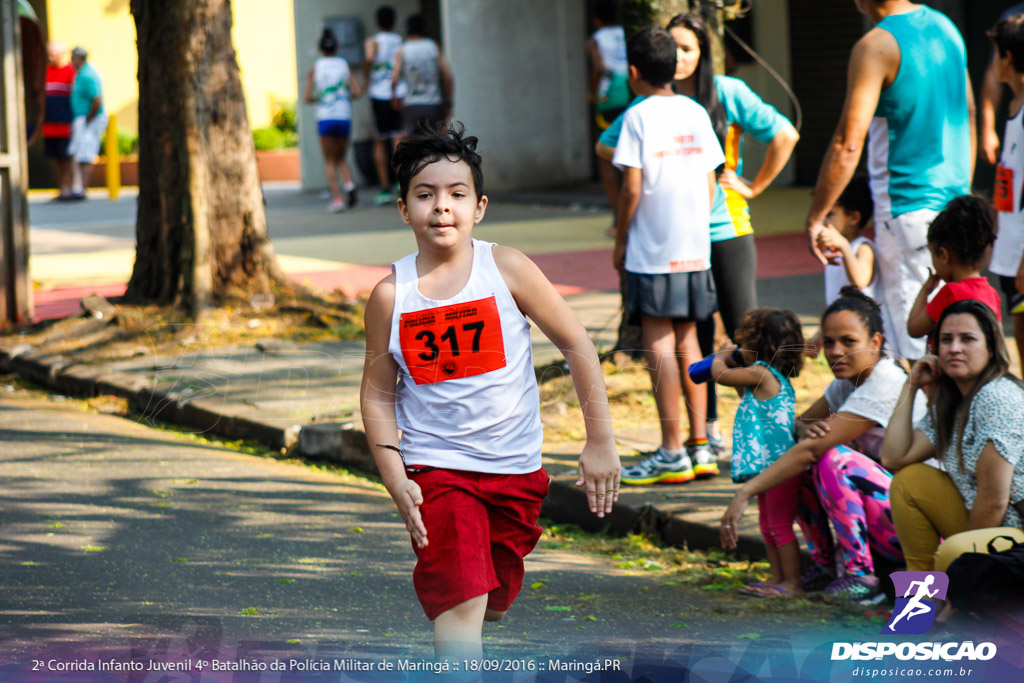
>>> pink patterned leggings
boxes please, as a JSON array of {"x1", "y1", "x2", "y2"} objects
[{"x1": 794, "y1": 445, "x2": 904, "y2": 576}]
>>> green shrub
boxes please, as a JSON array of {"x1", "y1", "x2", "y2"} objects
[
  {"x1": 252, "y1": 126, "x2": 297, "y2": 150},
  {"x1": 98, "y1": 129, "x2": 139, "y2": 157},
  {"x1": 271, "y1": 99, "x2": 297, "y2": 134}
]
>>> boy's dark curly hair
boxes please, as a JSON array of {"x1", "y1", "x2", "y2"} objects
[
  {"x1": 733, "y1": 307, "x2": 805, "y2": 378},
  {"x1": 821, "y1": 285, "x2": 886, "y2": 353},
  {"x1": 927, "y1": 195, "x2": 996, "y2": 267},
  {"x1": 391, "y1": 121, "x2": 483, "y2": 200}
]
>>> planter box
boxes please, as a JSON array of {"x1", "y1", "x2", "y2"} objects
[{"x1": 87, "y1": 148, "x2": 300, "y2": 187}]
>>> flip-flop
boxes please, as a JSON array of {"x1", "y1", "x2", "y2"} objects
[
  {"x1": 739, "y1": 584, "x2": 790, "y2": 598},
  {"x1": 737, "y1": 582, "x2": 771, "y2": 596}
]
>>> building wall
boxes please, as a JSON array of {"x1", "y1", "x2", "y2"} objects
[
  {"x1": 729, "y1": 0, "x2": 796, "y2": 186},
  {"x1": 45, "y1": 0, "x2": 296, "y2": 135},
  {"x1": 440, "y1": 0, "x2": 590, "y2": 191},
  {"x1": 293, "y1": 0, "x2": 421, "y2": 190}
]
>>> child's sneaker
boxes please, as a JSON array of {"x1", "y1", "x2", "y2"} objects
[
  {"x1": 822, "y1": 574, "x2": 883, "y2": 604},
  {"x1": 689, "y1": 442, "x2": 719, "y2": 478},
  {"x1": 621, "y1": 447, "x2": 694, "y2": 485},
  {"x1": 327, "y1": 198, "x2": 346, "y2": 213},
  {"x1": 800, "y1": 565, "x2": 836, "y2": 594},
  {"x1": 375, "y1": 189, "x2": 395, "y2": 206},
  {"x1": 346, "y1": 184, "x2": 358, "y2": 207},
  {"x1": 706, "y1": 429, "x2": 729, "y2": 460}
]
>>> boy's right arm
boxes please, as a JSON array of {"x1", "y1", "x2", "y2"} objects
[
  {"x1": 613, "y1": 166, "x2": 641, "y2": 271},
  {"x1": 362, "y1": 37, "x2": 377, "y2": 90},
  {"x1": 360, "y1": 275, "x2": 429, "y2": 547}
]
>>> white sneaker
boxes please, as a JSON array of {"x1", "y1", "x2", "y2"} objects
[{"x1": 688, "y1": 442, "x2": 719, "y2": 478}]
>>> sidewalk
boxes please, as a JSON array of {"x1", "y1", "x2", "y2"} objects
[{"x1": 4, "y1": 186, "x2": 825, "y2": 560}]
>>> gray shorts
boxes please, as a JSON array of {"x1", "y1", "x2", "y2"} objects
[{"x1": 624, "y1": 270, "x2": 717, "y2": 325}]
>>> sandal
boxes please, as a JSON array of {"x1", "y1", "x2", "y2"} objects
[{"x1": 739, "y1": 583, "x2": 790, "y2": 598}]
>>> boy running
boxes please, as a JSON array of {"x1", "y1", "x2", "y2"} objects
[
  {"x1": 360, "y1": 124, "x2": 620, "y2": 659},
  {"x1": 989, "y1": 13, "x2": 1024, "y2": 367}
]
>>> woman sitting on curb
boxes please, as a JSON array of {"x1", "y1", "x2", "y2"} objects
[
  {"x1": 720, "y1": 287, "x2": 925, "y2": 601},
  {"x1": 882, "y1": 299, "x2": 1024, "y2": 573}
]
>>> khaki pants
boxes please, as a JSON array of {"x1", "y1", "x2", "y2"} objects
[{"x1": 891, "y1": 463, "x2": 1024, "y2": 570}]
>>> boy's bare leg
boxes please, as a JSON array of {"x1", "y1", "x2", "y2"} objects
[
  {"x1": 373, "y1": 137, "x2": 391, "y2": 190},
  {"x1": 434, "y1": 594, "x2": 487, "y2": 660},
  {"x1": 673, "y1": 320, "x2": 707, "y2": 442},
  {"x1": 641, "y1": 315, "x2": 683, "y2": 451}
]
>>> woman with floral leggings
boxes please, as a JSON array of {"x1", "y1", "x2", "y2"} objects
[{"x1": 721, "y1": 287, "x2": 925, "y2": 601}]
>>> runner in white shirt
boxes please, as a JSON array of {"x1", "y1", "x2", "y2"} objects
[
  {"x1": 363, "y1": 5, "x2": 406, "y2": 205},
  {"x1": 304, "y1": 28, "x2": 361, "y2": 213},
  {"x1": 988, "y1": 14, "x2": 1024, "y2": 365},
  {"x1": 392, "y1": 15, "x2": 453, "y2": 136}
]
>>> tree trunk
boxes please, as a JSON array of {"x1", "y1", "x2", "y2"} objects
[{"x1": 127, "y1": 0, "x2": 289, "y2": 315}]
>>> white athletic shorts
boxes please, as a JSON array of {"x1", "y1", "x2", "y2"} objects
[
  {"x1": 874, "y1": 208, "x2": 937, "y2": 361},
  {"x1": 68, "y1": 114, "x2": 109, "y2": 163}
]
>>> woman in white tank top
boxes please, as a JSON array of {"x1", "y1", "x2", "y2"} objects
[{"x1": 304, "y1": 28, "x2": 361, "y2": 213}]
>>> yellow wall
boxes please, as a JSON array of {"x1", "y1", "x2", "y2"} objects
[{"x1": 45, "y1": 0, "x2": 297, "y2": 134}]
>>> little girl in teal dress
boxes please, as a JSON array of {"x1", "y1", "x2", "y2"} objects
[{"x1": 710, "y1": 308, "x2": 805, "y2": 597}]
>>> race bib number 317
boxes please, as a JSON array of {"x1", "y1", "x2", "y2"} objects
[{"x1": 399, "y1": 296, "x2": 507, "y2": 384}]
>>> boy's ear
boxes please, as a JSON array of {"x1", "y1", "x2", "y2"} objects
[
  {"x1": 628, "y1": 64, "x2": 639, "y2": 81},
  {"x1": 474, "y1": 195, "x2": 488, "y2": 224},
  {"x1": 396, "y1": 197, "x2": 412, "y2": 225},
  {"x1": 850, "y1": 210, "x2": 863, "y2": 228}
]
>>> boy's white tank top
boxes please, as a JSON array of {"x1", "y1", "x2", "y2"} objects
[
  {"x1": 369, "y1": 32, "x2": 403, "y2": 101},
  {"x1": 388, "y1": 240, "x2": 542, "y2": 473}
]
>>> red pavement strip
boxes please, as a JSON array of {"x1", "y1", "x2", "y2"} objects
[{"x1": 31, "y1": 232, "x2": 819, "y2": 322}]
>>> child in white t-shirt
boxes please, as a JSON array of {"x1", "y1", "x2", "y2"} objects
[
  {"x1": 806, "y1": 174, "x2": 879, "y2": 356},
  {"x1": 611, "y1": 27, "x2": 725, "y2": 485}
]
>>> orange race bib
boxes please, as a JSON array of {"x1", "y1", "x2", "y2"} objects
[
  {"x1": 399, "y1": 296, "x2": 507, "y2": 384},
  {"x1": 995, "y1": 163, "x2": 1015, "y2": 213}
]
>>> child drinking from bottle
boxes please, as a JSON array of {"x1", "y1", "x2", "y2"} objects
[{"x1": 710, "y1": 308, "x2": 806, "y2": 597}]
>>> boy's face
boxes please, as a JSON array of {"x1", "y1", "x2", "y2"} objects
[
  {"x1": 825, "y1": 205, "x2": 861, "y2": 239},
  {"x1": 397, "y1": 158, "x2": 487, "y2": 251}
]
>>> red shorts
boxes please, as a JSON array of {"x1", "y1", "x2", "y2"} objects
[{"x1": 408, "y1": 467, "x2": 549, "y2": 621}]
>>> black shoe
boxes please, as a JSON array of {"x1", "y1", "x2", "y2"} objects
[
  {"x1": 346, "y1": 185, "x2": 358, "y2": 207},
  {"x1": 68, "y1": 192, "x2": 87, "y2": 201}
]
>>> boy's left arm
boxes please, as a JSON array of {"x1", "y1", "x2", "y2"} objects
[{"x1": 494, "y1": 246, "x2": 620, "y2": 517}]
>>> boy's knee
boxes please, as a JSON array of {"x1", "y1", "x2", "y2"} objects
[{"x1": 483, "y1": 608, "x2": 506, "y2": 622}]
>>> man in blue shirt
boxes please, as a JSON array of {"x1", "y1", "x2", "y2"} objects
[
  {"x1": 68, "y1": 45, "x2": 107, "y2": 200},
  {"x1": 803, "y1": 0, "x2": 973, "y2": 362}
]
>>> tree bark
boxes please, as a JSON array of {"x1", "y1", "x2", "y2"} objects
[{"x1": 127, "y1": 0, "x2": 289, "y2": 315}]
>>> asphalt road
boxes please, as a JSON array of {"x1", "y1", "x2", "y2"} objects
[{"x1": 0, "y1": 384, "x2": 883, "y2": 677}]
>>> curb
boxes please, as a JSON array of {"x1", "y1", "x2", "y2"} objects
[{"x1": 1, "y1": 345, "x2": 770, "y2": 560}]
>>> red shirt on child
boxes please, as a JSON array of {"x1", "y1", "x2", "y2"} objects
[{"x1": 925, "y1": 277, "x2": 1003, "y2": 322}]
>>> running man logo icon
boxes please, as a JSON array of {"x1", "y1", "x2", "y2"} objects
[{"x1": 883, "y1": 571, "x2": 949, "y2": 635}]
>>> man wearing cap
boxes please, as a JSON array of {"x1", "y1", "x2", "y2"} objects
[
  {"x1": 67, "y1": 46, "x2": 107, "y2": 200},
  {"x1": 803, "y1": 0, "x2": 973, "y2": 362},
  {"x1": 43, "y1": 41, "x2": 75, "y2": 200}
]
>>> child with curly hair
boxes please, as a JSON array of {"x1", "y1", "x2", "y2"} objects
[
  {"x1": 906, "y1": 195, "x2": 1002, "y2": 342},
  {"x1": 710, "y1": 308, "x2": 805, "y2": 597}
]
